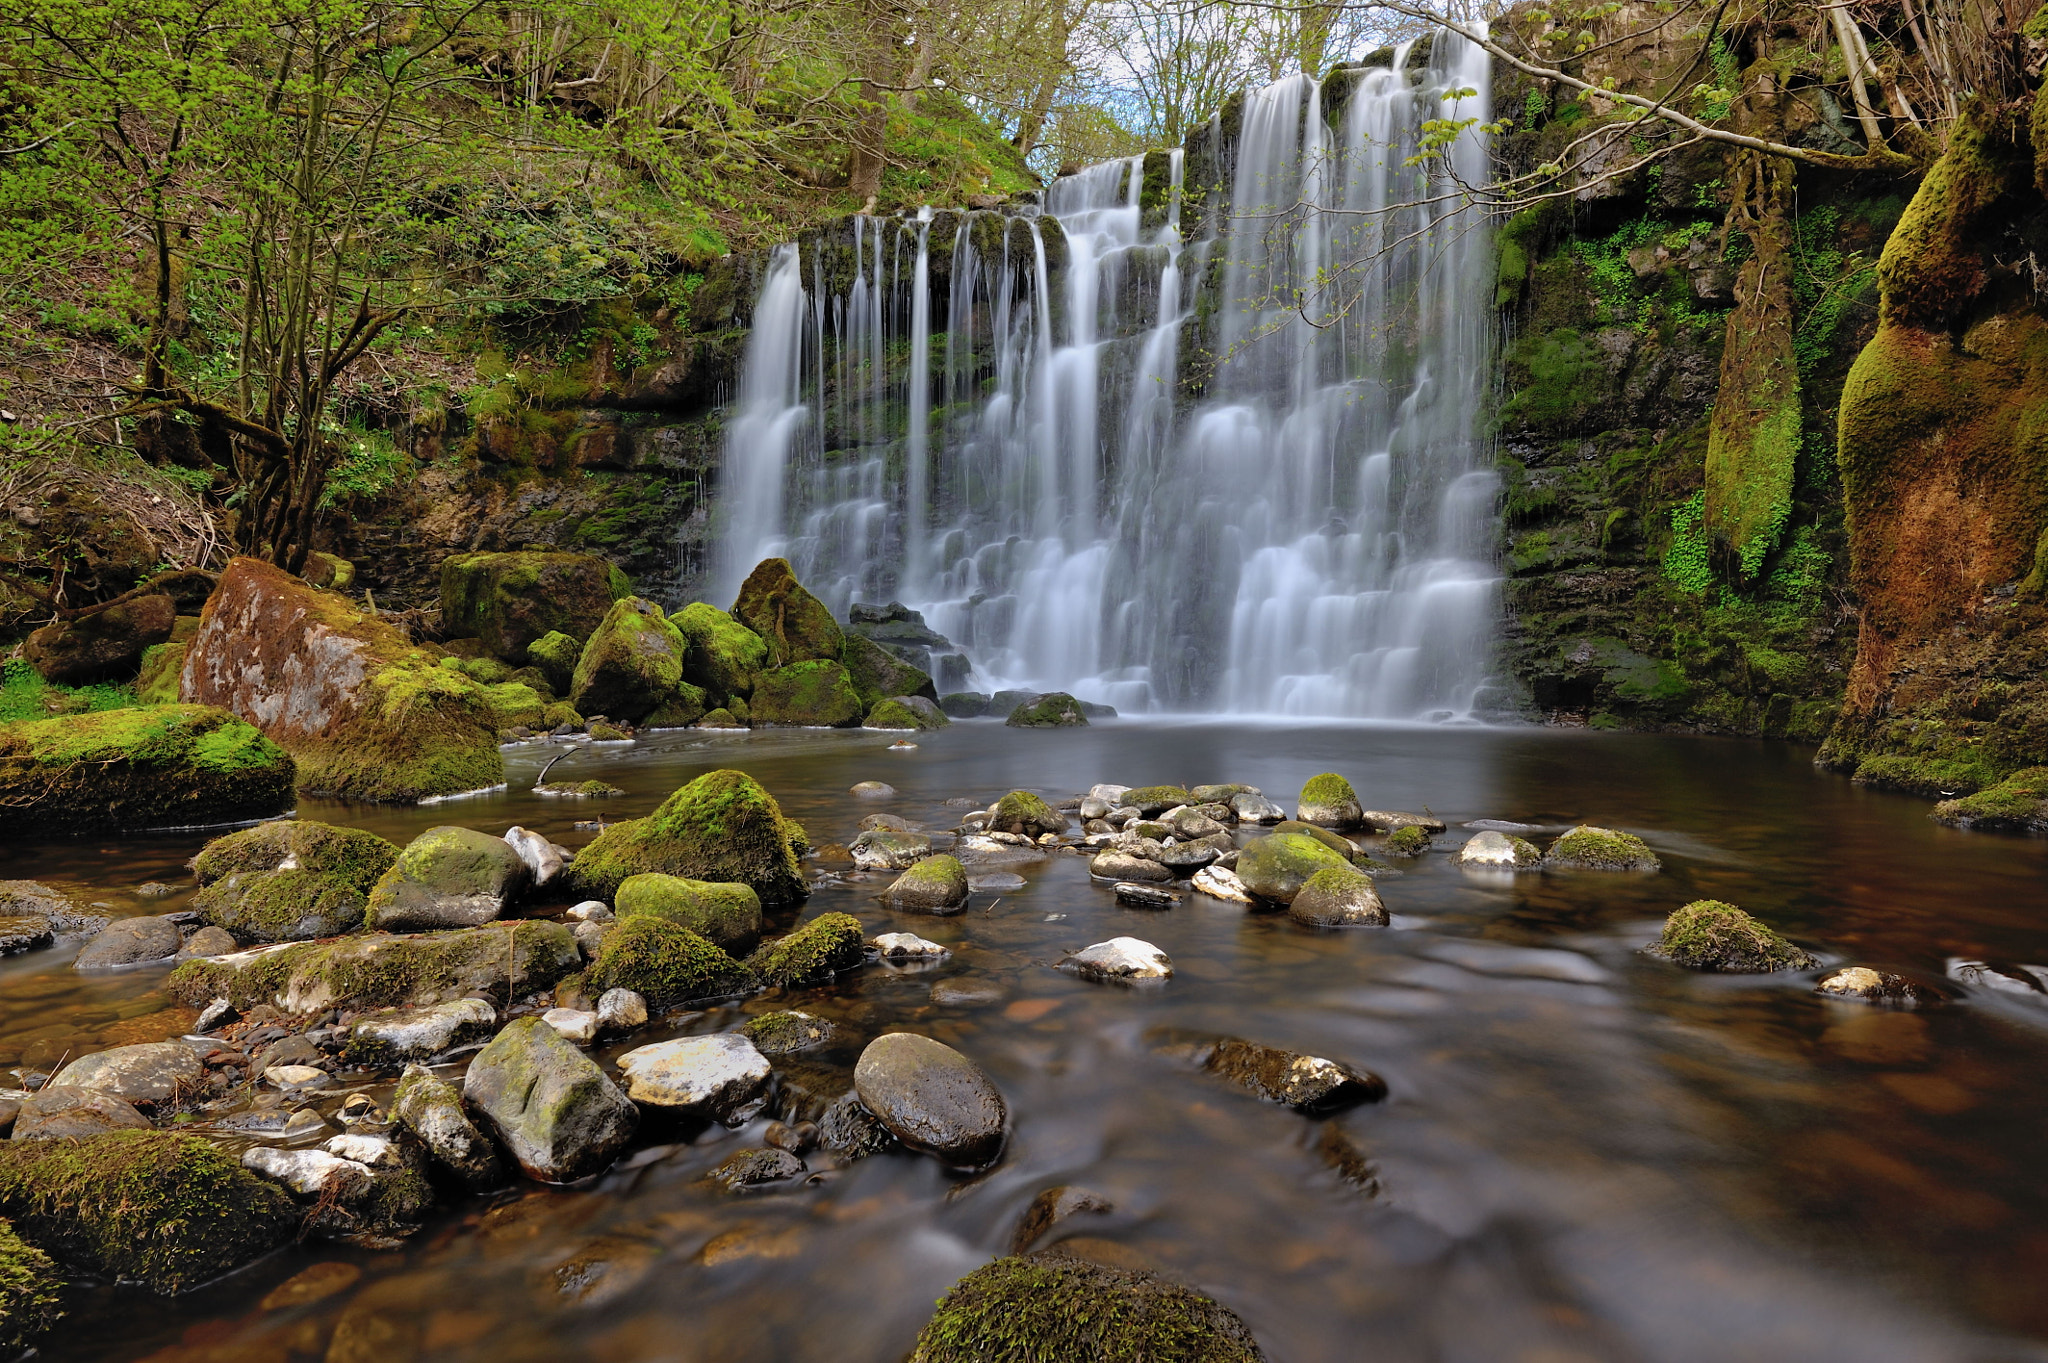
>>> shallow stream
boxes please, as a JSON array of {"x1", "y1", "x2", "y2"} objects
[{"x1": 11, "y1": 721, "x2": 2048, "y2": 1363}]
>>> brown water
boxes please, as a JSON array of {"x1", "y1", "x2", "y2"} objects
[{"x1": 10, "y1": 721, "x2": 2048, "y2": 1363}]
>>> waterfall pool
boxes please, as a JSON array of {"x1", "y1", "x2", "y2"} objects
[{"x1": 10, "y1": 720, "x2": 2048, "y2": 1361}]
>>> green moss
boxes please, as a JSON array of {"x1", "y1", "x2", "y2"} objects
[
  {"x1": 865, "y1": 698, "x2": 926, "y2": 729},
  {"x1": 730, "y1": 557, "x2": 843, "y2": 666},
  {"x1": 1544, "y1": 825, "x2": 1661, "y2": 870},
  {"x1": 1234, "y1": 832, "x2": 1355, "y2": 902},
  {"x1": 135, "y1": 642, "x2": 186, "y2": 704},
  {"x1": 0, "y1": 1219, "x2": 60, "y2": 1351},
  {"x1": 481, "y1": 681, "x2": 547, "y2": 729},
  {"x1": 167, "y1": 921, "x2": 580, "y2": 1011},
  {"x1": 672, "y1": 601, "x2": 768, "y2": 702},
  {"x1": 842, "y1": 633, "x2": 936, "y2": 709},
  {"x1": 1935, "y1": 766, "x2": 2048, "y2": 830},
  {"x1": 1006, "y1": 692, "x2": 1086, "y2": 727},
  {"x1": 910, "y1": 1256, "x2": 1265, "y2": 1363},
  {"x1": 1501, "y1": 328, "x2": 1603, "y2": 431},
  {"x1": 0, "y1": 704, "x2": 294, "y2": 833},
  {"x1": 1297, "y1": 773, "x2": 1359, "y2": 815},
  {"x1": 583, "y1": 916, "x2": 754, "y2": 1007},
  {"x1": 745, "y1": 912, "x2": 864, "y2": 988},
  {"x1": 1654, "y1": 899, "x2": 1816, "y2": 972},
  {"x1": 528, "y1": 630, "x2": 583, "y2": 693},
  {"x1": 742, "y1": 1009, "x2": 835, "y2": 1054},
  {"x1": 615, "y1": 872, "x2": 762, "y2": 950},
  {"x1": 0, "y1": 657, "x2": 141, "y2": 725},
  {"x1": 1851, "y1": 749, "x2": 2001, "y2": 798},
  {"x1": 306, "y1": 657, "x2": 505, "y2": 802},
  {"x1": 439, "y1": 551, "x2": 628, "y2": 663},
  {"x1": 752, "y1": 659, "x2": 864, "y2": 727},
  {"x1": 643, "y1": 681, "x2": 709, "y2": 728},
  {"x1": 1122, "y1": 786, "x2": 1192, "y2": 815},
  {"x1": 1877, "y1": 103, "x2": 2027, "y2": 329},
  {"x1": 990, "y1": 790, "x2": 1061, "y2": 837},
  {"x1": 570, "y1": 597, "x2": 688, "y2": 723},
  {"x1": 192, "y1": 815, "x2": 403, "y2": 940},
  {"x1": 1383, "y1": 825, "x2": 1431, "y2": 856},
  {"x1": 570, "y1": 768, "x2": 808, "y2": 904},
  {"x1": 0, "y1": 1132, "x2": 295, "y2": 1294}
]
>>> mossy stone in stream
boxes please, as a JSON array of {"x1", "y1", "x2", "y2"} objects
[
  {"x1": 570, "y1": 597, "x2": 689, "y2": 724},
  {"x1": 1652, "y1": 900, "x2": 1817, "y2": 973},
  {"x1": 731, "y1": 557, "x2": 843, "y2": 666},
  {"x1": 568, "y1": 768, "x2": 809, "y2": 905},
  {"x1": 1122, "y1": 786, "x2": 1193, "y2": 816},
  {"x1": 866, "y1": 697, "x2": 948, "y2": 730},
  {"x1": 1544, "y1": 825, "x2": 1661, "y2": 871},
  {"x1": 744, "y1": 1010, "x2": 836, "y2": 1054},
  {"x1": 191, "y1": 820, "x2": 400, "y2": 942},
  {"x1": 1382, "y1": 825, "x2": 1431, "y2": 856},
  {"x1": 1295, "y1": 773, "x2": 1363, "y2": 829},
  {"x1": 1005, "y1": 692, "x2": 1087, "y2": 727},
  {"x1": 746, "y1": 913, "x2": 865, "y2": 987},
  {"x1": 884, "y1": 855, "x2": 970, "y2": 912},
  {"x1": 481, "y1": 681, "x2": 548, "y2": 730},
  {"x1": 910, "y1": 1255, "x2": 1266, "y2": 1363},
  {"x1": 166, "y1": 921, "x2": 582, "y2": 1013},
  {"x1": 842, "y1": 632, "x2": 938, "y2": 708},
  {"x1": 672, "y1": 602, "x2": 769, "y2": 702},
  {"x1": 0, "y1": 704, "x2": 294, "y2": 833},
  {"x1": 1234, "y1": 833, "x2": 1354, "y2": 904},
  {"x1": 0, "y1": 1131, "x2": 295, "y2": 1294},
  {"x1": 584, "y1": 917, "x2": 756, "y2": 1008},
  {"x1": 1268, "y1": 820, "x2": 1354, "y2": 856},
  {"x1": 1934, "y1": 767, "x2": 2048, "y2": 832},
  {"x1": 615, "y1": 872, "x2": 762, "y2": 951},
  {"x1": 643, "y1": 681, "x2": 710, "y2": 729},
  {"x1": 527, "y1": 630, "x2": 583, "y2": 695},
  {"x1": 0, "y1": 1219, "x2": 59, "y2": 1352},
  {"x1": 989, "y1": 790, "x2": 1064, "y2": 837},
  {"x1": 752, "y1": 659, "x2": 864, "y2": 727}
]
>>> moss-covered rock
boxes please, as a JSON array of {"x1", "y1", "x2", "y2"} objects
[
  {"x1": 191, "y1": 819, "x2": 400, "y2": 942},
  {"x1": 989, "y1": 790, "x2": 1065, "y2": 838},
  {"x1": 747, "y1": 912, "x2": 865, "y2": 987},
  {"x1": 182, "y1": 557, "x2": 504, "y2": 802},
  {"x1": 1544, "y1": 825, "x2": 1661, "y2": 871},
  {"x1": 570, "y1": 596, "x2": 689, "y2": 724},
  {"x1": 527, "y1": 630, "x2": 583, "y2": 695},
  {"x1": 865, "y1": 696, "x2": 949, "y2": 730},
  {"x1": 365, "y1": 825, "x2": 530, "y2": 931},
  {"x1": 883, "y1": 854, "x2": 970, "y2": 912},
  {"x1": 0, "y1": 1131, "x2": 295, "y2": 1294},
  {"x1": 1005, "y1": 692, "x2": 1087, "y2": 727},
  {"x1": 1288, "y1": 865, "x2": 1387, "y2": 926},
  {"x1": 1934, "y1": 766, "x2": 2048, "y2": 832},
  {"x1": 672, "y1": 602, "x2": 769, "y2": 701},
  {"x1": 166, "y1": 921, "x2": 582, "y2": 1013},
  {"x1": 0, "y1": 1219, "x2": 59, "y2": 1352},
  {"x1": 698, "y1": 707, "x2": 744, "y2": 729},
  {"x1": 1382, "y1": 825, "x2": 1431, "y2": 856},
  {"x1": 135, "y1": 640, "x2": 186, "y2": 704},
  {"x1": 731, "y1": 557, "x2": 843, "y2": 666},
  {"x1": 583, "y1": 917, "x2": 755, "y2": 1007},
  {"x1": 481, "y1": 681, "x2": 548, "y2": 730},
  {"x1": 1652, "y1": 899, "x2": 1816, "y2": 972},
  {"x1": 1121, "y1": 785, "x2": 1192, "y2": 816},
  {"x1": 568, "y1": 768, "x2": 809, "y2": 905},
  {"x1": 842, "y1": 631, "x2": 937, "y2": 709},
  {"x1": 643, "y1": 681, "x2": 710, "y2": 728},
  {"x1": 615, "y1": 872, "x2": 762, "y2": 950},
  {"x1": 0, "y1": 704, "x2": 293, "y2": 834},
  {"x1": 752, "y1": 659, "x2": 864, "y2": 727},
  {"x1": 743, "y1": 1010, "x2": 835, "y2": 1054},
  {"x1": 1295, "y1": 773, "x2": 1363, "y2": 829},
  {"x1": 439, "y1": 551, "x2": 629, "y2": 664},
  {"x1": 462, "y1": 1017, "x2": 638, "y2": 1184},
  {"x1": 1235, "y1": 832, "x2": 1355, "y2": 903},
  {"x1": 910, "y1": 1255, "x2": 1266, "y2": 1363}
]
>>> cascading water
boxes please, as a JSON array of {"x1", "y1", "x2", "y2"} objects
[{"x1": 711, "y1": 29, "x2": 1499, "y2": 718}]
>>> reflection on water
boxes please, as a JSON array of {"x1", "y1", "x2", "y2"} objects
[{"x1": 11, "y1": 722, "x2": 2048, "y2": 1363}]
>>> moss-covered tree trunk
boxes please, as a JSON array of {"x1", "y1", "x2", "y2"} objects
[{"x1": 1704, "y1": 55, "x2": 1800, "y2": 581}]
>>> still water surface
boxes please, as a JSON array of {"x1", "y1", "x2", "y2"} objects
[{"x1": 9, "y1": 721, "x2": 2048, "y2": 1363}]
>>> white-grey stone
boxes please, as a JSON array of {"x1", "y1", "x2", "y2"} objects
[
  {"x1": 504, "y1": 826, "x2": 566, "y2": 886},
  {"x1": 50, "y1": 1041, "x2": 204, "y2": 1106},
  {"x1": 596, "y1": 988, "x2": 648, "y2": 1033},
  {"x1": 1087, "y1": 784, "x2": 1132, "y2": 804},
  {"x1": 1231, "y1": 793, "x2": 1287, "y2": 824},
  {"x1": 850, "y1": 828, "x2": 932, "y2": 870},
  {"x1": 1059, "y1": 936, "x2": 1173, "y2": 982},
  {"x1": 871, "y1": 932, "x2": 949, "y2": 960},
  {"x1": 324, "y1": 1133, "x2": 407, "y2": 1169},
  {"x1": 243, "y1": 1145, "x2": 371, "y2": 1196},
  {"x1": 574, "y1": 920, "x2": 611, "y2": 957},
  {"x1": 614, "y1": 1033, "x2": 771, "y2": 1123},
  {"x1": 265, "y1": 1064, "x2": 335, "y2": 1093},
  {"x1": 1192, "y1": 864, "x2": 1255, "y2": 904},
  {"x1": 195, "y1": 998, "x2": 237, "y2": 1033},
  {"x1": 543, "y1": 1007, "x2": 599, "y2": 1043},
  {"x1": 395, "y1": 1063, "x2": 504, "y2": 1190},
  {"x1": 566, "y1": 900, "x2": 614, "y2": 922},
  {"x1": 1078, "y1": 796, "x2": 1112, "y2": 820},
  {"x1": 348, "y1": 997, "x2": 497, "y2": 1062},
  {"x1": 1458, "y1": 829, "x2": 1542, "y2": 868}
]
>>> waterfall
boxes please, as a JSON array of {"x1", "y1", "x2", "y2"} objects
[{"x1": 710, "y1": 29, "x2": 1499, "y2": 718}]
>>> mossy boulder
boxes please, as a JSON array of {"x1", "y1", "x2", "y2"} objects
[
  {"x1": 365, "y1": 826, "x2": 530, "y2": 931},
  {"x1": 865, "y1": 696, "x2": 949, "y2": 730},
  {"x1": 911, "y1": 1255, "x2": 1265, "y2": 1363},
  {"x1": 166, "y1": 921, "x2": 582, "y2": 1013},
  {"x1": 568, "y1": 768, "x2": 809, "y2": 905},
  {"x1": 1544, "y1": 825, "x2": 1661, "y2": 871},
  {"x1": 481, "y1": 681, "x2": 548, "y2": 730},
  {"x1": 743, "y1": 1010, "x2": 835, "y2": 1054},
  {"x1": 24, "y1": 592, "x2": 175, "y2": 684},
  {"x1": 191, "y1": 819, "x2": 400, "y2": 942},
  {"x1": 883, "y1": 855, "x2": 970, "y2": 913},
  {"x1": 0, "y1": 1219, "x2": 59, "y2": 1352},
  {"x1": 643, "y1": 681, "x2": 710, "y2": 729},
  {"x1": 439, "y1": 551, "x2": 629, "y2": 663},
  {"x1": 746, "y1": 912, "x2": 865, "y2": 986},
  {"x1": 752, "y1": 659, "x2": 864, "y2": 727},
  {"x1": 583, "y1": 917, "x2": 756, "y2": 1007},
  {"x1": 731, "y1": 557, "x2": 843, "y2": 666},
  {"x1": 527, "y1": 630, "x2": 583, "y2": 695},
  {"x1": 1006, "y1": 692, "x2": 1087, "y2": 727},
  {"x1": 182, "y1": 557, "x2": 504, "y2": 802},
  {"x1": 842, "y1": 632, "x2": 937, "y2": 708},
  {"x1": 1382, "y1": 825, "x2": 1431, "y2": 856},
  {"x1": 135, "y1": 640, "x2": 186, "y2": 704},
  {"x1": 1270, "y1": 820, "x2": 1356, "y2": 856},
  {"x1": 1295, "y1": 773, "x2": 1363, "y2": 829},
  {"x1": 989, "y1": 790, "x2": 1065, "y2": 838},
  {"x1": 462, "y1": 1018, "x2": 639, "y2": 1184},
  {"x1": 0, "y1": 704, "x2": 294, "y2": 834},
  {"x1": 393, "y1": 1063, "x2": 504, "y2": 1191},
  {"x1": 303, "y1": 551, "x2": 354, "y2": 591},
  {"x1": 1652, "y1": 900, "x2": 1816, "y2": 973},
  {"x1": 571, "y1": 596, "x2": 689, "y2": 724},
  {"x1": 1122, "y1": 785, "x2": 1193, "y2": 817},
  {"x1": 615, "y1": 872, "x2": 762, "y2": 951},
  {"x1": 1235, "y1": 833, "x2": 1355, "y2": 904},
  {"x1": 1288, "y1": 865, "x2": 1388, "y2": 927},
  {"x1": 0, "y1": 1131, "x2": 296, "y2": 1294},
  {"x1": 1934, "y1": 767, "x2": 2048, "y2": 832},
  {"x1": 672, "y1": 602, "x2": 769, "y2": 701}
]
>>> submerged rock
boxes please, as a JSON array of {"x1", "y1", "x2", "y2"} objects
[
  {"x1": 614, "y1": 872, "x2": 762, "y2": 951},
  {"x1": 1151, "y1": 1030, "x2": 1387, "y2": 1113},
  {"x1": 1545, "y1": 825, "x2": 1661, "y2": 871},
  {"x1": 568, "y1": 768, "x2": 808, "y2": 904},
  {"x1": 854, "y1": 1033, "x2": 1007, "y2": 1168},
  {"x1": 1649, "y1": 900, "x2": 1816, "y2": 972},
  {"x1": 1060, "y1": 936, "x2": 1173, "y2": 981},
  {"x1": 0, "y1": 703, "x2": 294, "y2": 834},
  {"x1": 817, "y1": 1091, "x2": 898, "y2": 1158},
  {"x1": 1006, "y1": 692, "x2": 1088, "y2": 727},
  {"x1": 463, "y1": 1017, "x2": 638, "y2": 1182},
  {"x1": 1458, "y1": 830, "x2": 1543, "y2": 868},
  {"x1": 1011, "y1": 1185, "x2": 1115, "y2": 1253},
  {"x1": 73, "y1": 915, "x2": 182, "y2": 969},
  {"x1": 364, "y1": 825, "x2": 531, "y2": 931},
  {"x1": 746, "y1": 912, "x2": 865, "y2": 987},
  {"x1": 392, "y1": 1063, "x2": 504, "y2": 1191},
  {"x1": 1234, "y1": 833, "x2": 1353, "y2": 904},
  {"x1": 191, "y1": 820, "x2": 399, "y2": 943},
  {"x1": 0, "y1": 882, "x2": 108, "y2": 938},
  {"x1": 1295, "y1": 773, "x2": 1363, "y2": 830},
  {"x1": 1287, "y1": 866, "x2": 1387, "y2": 927},
  {"x1": 910, "y1": 1255, "x2": 1265, "y2": 1363},
  {"x1": 883, "y1": 855, "x2": 970, "y2": 913}
]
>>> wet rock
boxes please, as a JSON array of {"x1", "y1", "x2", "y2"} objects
[
  {"x1": 596, "y1": 988, "x2": 648, "y2": 1033},
  {"x1": 1078, "y1": 796, "x2": 1112, "y2": 820},
  {"x1": 365, "y1": 826, "x2": 531, "y2": 932},
  {"x1": 584, "y1": 917, "x2": 755, "y2": 1007},
  {"x1": 1361, "y1": 810, "x2": 1446, "y2": 834},
  {"x1": 1295, "y1": 773, "x2": 1363, "y2": 829},
  {"x1": 732, "y1": 557, "x2": 843, "y2": 665},
  {"x1": 1287, "y1": 866, "x2": 1387, "y2": 927},
  {"x1": 465, "y1": 1019, "x2": 638, "y2": 1183},
  {"x1": 860, "y1": 813, "x2": 919, "y2": 832},
  {"x1": 817, "y1": 1091, "x2": 897, "y2": 1158},
  {"x1": 568, "y1": 768, "x2": 808, "y2": 906},
  {"x1": 1192, "y1": 865, "x2": 1254, "y2": 903},
  {"x1": 566, "y1": 900, "x2": 612, "y2": 922},
  {"x1": 1458, "y1": 830, "x2": 1542, "y2": 868},
  {"x1": 1230, "y1": 791, "x2": 1289, "y2": 822},
  {"x1": 850, "y1": 780, "x2": 897, "y2": 798},
  {"x1": 344, "y1": 997, "x2": 497, "y2": 1066},
  {"x1": 853, "y1": 1033, "x2": 1007, "y2": 1168},
  {"x1": 1544, "y1": 825, "x2": 1661, "y2": 871},
  {"x1": 1151, "y1": 1030, "x2": 1387, "y2": 1113},
  {"x1": 0, "y1": 917, "x2": 52, "y2": 955},
  {"x1": 883, "y1": 855, "x2": 970, "y2": 913},
  {"x1": 1157, "y1": 837, "x2": 1230, "y2": 872},
  {"x1": 1381, "y1": 825, "x2": 1432, "y2": 856},
  {"x1": 194, "y1": 998, "x2": 236, "y2": 1033},
  {"x1": 614, "y1": 872, "x2": 762, "y2": 951},
  {"x1": 50, "y1": 1042, "x2": 203, "y2": 1108},
  {"x1": 243, "y1": 1141, "x2": 433, "y2": 1244},
  {"x1": 746, "y1": 912, "x2": 865, "y2": 987},
  {"x1": 168, "y1": 921, "x2": 582, "y2": 1014},
  {"x1": 1649, "y1": 900, "x2": 1816, "y2": 973},
  {"x1": 503, "y1": 826, "x2": 567, "y2": 888},
  {"x1": 1012, "y1": 1185, "x2": 1114, "y2": 1253},
  {"x1": 1317, "y1": 1124, "x2": 1382, "y2": 1195},
  {"x1": 174, "y1": 925, "x2": 236, "y2": 960},
  {"x1": 1163, "y1": 806, "x2": 1228, "y2": 839},
  {"x1": 1234, "y1": 833, "x2": 1354, "y2": 904},
  {"x1": 569, "y1": 596, "x2": 693, "y2": 725},
  {"x1": 851, "y1": 827, "x2": 933, "y2": 870},
  {"x1": 1090, "y1": 851, "x2": 1173, "y2": 883},
  {"x1": 265, "y1": 1064, "x2": 335, "y2": 1095},
  {"x1": 865, "y1": 694, "x2": 951, "y2": 730},
  {"x1": 910, "y1": 1256, "x2": 1266, "y2": 1363},
  {"x1": 575, "y1": 920, "x2": 611, "y2": 958},
  {"x1": 392, "y1": 1064, "x2": 504, "y2": 1190},
  {"x1": 74, "y1": 915, "x2": 182, "y2": 969},
  {"x1": 743, "y1": 1010, "x2": 836, "y2": 1054},
  {"x1": 1114, "y1": 883, "x2": 1181, "y2": 909},
  {"x1": 765, "y1": 1119, "x2": 817, "y2": 1154},
  {"x1": 25, "y1": 592, "x2": 175, "y2": 684},
  {"x1": 989, "y1": 790, "x2": 1066, "y2": 838},
  {"x1": 9, "y1": 1086, "x2": 151, "y2": 1139},
  {"x1": 615, "y1": 1034, "x2": 771, "y2": 1123},
  {"x1": 543, "y1": 1007, "x2": 599, "y2": 1042},
  {"x1": 1121, "y1": 786, "x2": 1192, "y2": 817},
  {"x1": 671, "y1": 601, "x2": 768, "y2": 703},
  {"x1": 1817, "y1": 967, "x2": 1931, "y2": 1005},
  {"x1": 1006, "y1": 692, "x2": 1088, "y2": 727},
  {"x1": 872, "y1": 932, "x2": 950, "y2": 961},
  {"x1": 1060, "y1": 937, "x2": 1173, "y2": 982},
  {"x1": 938, "y1": 691, "x2": 992, "y2": 718},
  {"x1": 967, "y1": 871, "x2": 1026, "y2": 892},
  {"x1": 709, "y1": 1146, "x2": 804, "y2": 1189},
  {"x1": 0, "y1": 881, "x2": 107, "y2": 937}
]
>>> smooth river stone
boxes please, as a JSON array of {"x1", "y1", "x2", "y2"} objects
[
  {"x1": 614, "y1": 1033, "x2": 772, "y2": 1124},
  {"x1": 9, "y1": 1086, "x2": 150, "y2": 1139},
  {"x1": 1458, "y1": 829, "x2": 1541, "y2": 868},
  {"x1": 853, "y1": 1032, "x2": 1007, "y2": 1168},
  {"x1": 1060, "y1": 937, "x2": 1173, "y2": 982},
  {"x1": 1089, "y1": 852, "x2": 1173, "y2": 883},
  {"x1": 51, "y1": 1040, "x2": 204, "y2": 1106},
  {"x1": 73, "y1": 915, "x2": 182, "y2": 969},
  {"x1": 464, "y1": 1017, "x2": 638, "y2": 1182}
]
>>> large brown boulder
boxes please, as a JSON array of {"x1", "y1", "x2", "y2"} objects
[
  {"x1": 731, "y1": 558, "x2": 842, "y2": 666},
  {"x1": 24, "y1": 594, "x2": 175, "y2": 683},
  {"x1": 180, "y1": 557, "x2": 503, "y2": 802},
  {"x1": 438, "y1": 551, "x2": 630, "y2": 663}
]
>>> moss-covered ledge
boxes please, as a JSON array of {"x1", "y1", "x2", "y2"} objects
[{"x1": 0, "y1": 704, "x2": 292, "y2": 833}]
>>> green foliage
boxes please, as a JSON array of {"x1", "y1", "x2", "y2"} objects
[
  {"x1": 1662, "y1": 491, "x2": 1712, "y2": 595},
  {"x1": 321, "y1": 427, "x2": 412, "y2": 508},
  {"x1": 1789, "y1": 206, "x2": 1877, "y2": 379},
  {"x1": 0, "y1": 658, "x2": 137, "y2": 723},
  {"x1": 1692, "y1": 36, "x2": 1739, "y2": 123}
]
